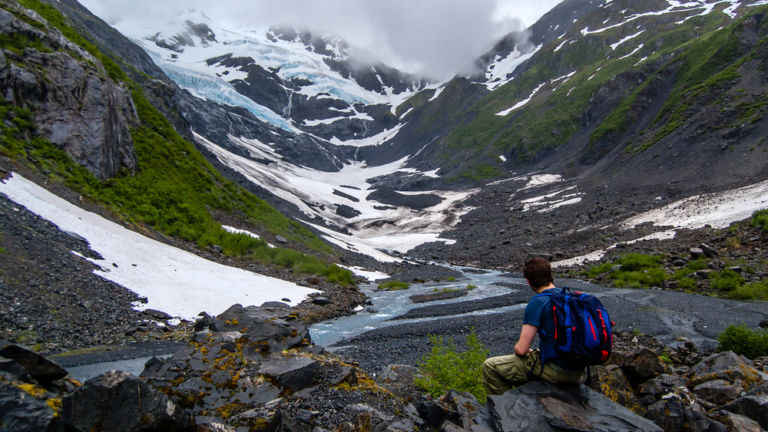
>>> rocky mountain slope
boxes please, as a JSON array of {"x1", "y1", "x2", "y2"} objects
[{"x1": 65, "y1": 0, "x2": 768, "y2": 269}]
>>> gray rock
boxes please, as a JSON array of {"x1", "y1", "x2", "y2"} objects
[
  {"x1": 142, "y1": 308, "x2": 173, "y2": 321},
  {"x1": 379, "y1": 364, "x2": 418, "y2": 399},
  {"x1": 721, "y1": 394, "x2": 768, "y2": 429},
  {"x1": 588, "y1": 364, "x2": 644, "y2": 413},
  {"x1": 700, "y1": 243, "x2": 719, "y2": 258},
  {"x1": 312, "y1": 296, "x2": 331, "y2": 305},
  {"x1": 487, "y1": 381, "x2": 662, "y2": 432},
  {"x1": 621, "y1": 348, "x2": 666, "y2": 385},
  {"x1": 693, "y1": 379, "x2": 743, "y2": 405},
  {"x1": 689, "y1": 351, "x2": 762, "y2": 390},
  {"x1": 441, "y1": 390, "x2": 496, "y2": 432},
  {"x1": 212, "y1": 304, "x2": 310, "y2": 353},
  {"x1": 259, "y1": 355, "x2": 320, "y2": 392},
  {"x1": 711, "y1": 410, "x2": 762, "y2": 432},
  {"x1": 0, "y1": 340, "x2": 67, "y2": 383},
  {"x1": 0, "y1": 380, "x2": 57, "y2": 432},
  {"x1": 275, "y1": 235, "x2": 288, "y2": 244},
  {"x1": 637, "y1": 374, "x2": 689, "y2": 401},
  {"x1": 62, "y1": 370, "x2": 188, "y2": 431},
  {"x1": 646, "y1": 397, "x2": 726, "y2": 432},
  {"x1": 690, "y1": 247, "x2": 705, "y2": 259}
]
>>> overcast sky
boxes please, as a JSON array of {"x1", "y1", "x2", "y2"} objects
[{"x1": 80, "y1": 0, "x2": 562, "y2": 80}]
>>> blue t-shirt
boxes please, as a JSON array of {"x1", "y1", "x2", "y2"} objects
[{"x1": 523, "y1": 289, "x2": 580, "y2": 371}]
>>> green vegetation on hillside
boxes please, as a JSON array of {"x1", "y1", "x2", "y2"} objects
[
  {"x1": 582, "y1": 242, "x2": 768, "y2": 300},
  {"x1": 752, "y1": 209, "x2": 768, "y2": 234},
  {"x1": 1, "y1": 0, "x2": 353, "y2": 285},
  {"x1": 717, "y1": 324, "x2": 768, "y2": 359},
  {"x1": 424, "y1": 5, "x2": 768, "y2": 181},
  {"x1": 414, "y1": 329, "x2": 489, "y2": 403}
]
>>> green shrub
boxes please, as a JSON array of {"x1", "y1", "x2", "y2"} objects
[
  {"x1": 466, "y1": 284, "x2": 477, "y2": 290},
  {"x1": 751, "y1": 209, "x2": 768, "y2": 234},
  {"x1": 612, "y1": 268, "x2": 668, "y2": 288},
  {"x1": 378, "y1": 280, "x2": 410, "y2": 291},
  {"x1": 414, "y1": 329, "x2": 489, "y2": 403},
  {"x1": 717, "y1": 324, "x2": 768, "y2": 358},
  {"x1": 583, "y1": 262, "x2": 613, "y2": 278},
  {"x1": 617, "y1": 254, "x2": 662, "y2": 271},
  {"x1": 323, "y1": 265, "x2": 354, "y2": 287},
  {"x1": 709, "y1": 269, "x2": 744, "y2": 292},
  {"x1": 678, "y1": 277, "x2": 697, "y2": 290},
  {"x1": 726, "y1": 281, "x2": 768, "y2": 300}
]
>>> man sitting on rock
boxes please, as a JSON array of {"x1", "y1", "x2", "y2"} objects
[{"x1": 482, "y1": 257, "x2": 584, "y2": 395}]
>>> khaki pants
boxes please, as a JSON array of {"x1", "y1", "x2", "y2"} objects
[{"x1": 482, "y1": 353, "x2": 584, "y2": 395}]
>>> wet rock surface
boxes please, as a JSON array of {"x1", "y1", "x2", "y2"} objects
[{"x1": 488, "y1": 381, "x2": 662, "y2": 432}]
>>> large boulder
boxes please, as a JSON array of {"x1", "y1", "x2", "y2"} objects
[
  {"x1": 0, "y1": 380, "x2": 58, "y2": 432},
  {"x1": 210, "y1": 303, "x2": 311, "y2": 353},
  {"x1": 486, "y1": 381, "x2": 662, "y2": 432},
  {"x1": 721, "y1": 394, "x2": 768, "y2": 429},
  {"x1": 621, "y1": 349, "x2": 667, "y2": 386},
  {"x1": 61, "y1": 370, "x2": 189, "y2": 431},
  {"x1": 0, "y1": 340, "x2": 67, "y2": 383},
  {"x1": 637, "y1": 374, "x2": 689, "y2": 405},
  {"x1": 645, "y1": 396, "x2": 726, "y2": 432},
  {"x1": 588, "y1": 364, "x2": 644, "y2": 414},
  {"x1": 440, "y1": 390, "x2": 496, "y2": 432},
  {"x1": 259, "y1": 355, "x2": 320, "y2": 392},
  {"x1": 689, "y1": 351, "x2": 762, "y2": 390}
]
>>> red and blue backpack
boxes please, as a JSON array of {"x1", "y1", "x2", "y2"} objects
[{"x1": 537, "y1": 287, "x2": 613, "y2": 369}]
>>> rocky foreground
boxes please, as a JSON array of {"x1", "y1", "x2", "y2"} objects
[{"x1": 2, "y1": 301, "x2": 768, "y2": 431}]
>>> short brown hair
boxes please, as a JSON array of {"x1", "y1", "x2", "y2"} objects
[{"x1": 523, "y1": 257, "x2": 553, "y2": 289}]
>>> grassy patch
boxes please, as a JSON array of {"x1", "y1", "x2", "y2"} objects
[
  {"x1": 709, "y1": 269, "x2": 744, "y2": 292},
  {"x1": 378, "y1": 280, "x2": 410, "y2": 291},
  {"x1": 717, "y1": 324, "x2": 768, "y2": 358},
  {"x1": 726, "y1": 281, "x2": 768, "y2": 301},
  {"x1": 583, "y1": 252, "x2": 767, "y2": 300},
  {"x1": 751, "y1": 209, "x2": 768, "y2": 234},
  {"x1": 414, "y1": 329, "x2": 489, "y2": 403}
]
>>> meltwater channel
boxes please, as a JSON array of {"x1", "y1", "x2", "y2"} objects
[{"x1": 309, "y1": 267, "x2": 529, "y2": 347}]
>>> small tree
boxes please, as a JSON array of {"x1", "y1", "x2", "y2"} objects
[{"x1": 414, "y1": 328, "x2": 490, "y2": 403}]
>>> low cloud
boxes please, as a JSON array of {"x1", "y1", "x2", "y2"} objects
[{"x1": 81, "y1": 0, "x2": 556, "y2": 80}]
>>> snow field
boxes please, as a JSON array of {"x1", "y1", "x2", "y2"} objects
[{"x1": 0, "y1": 173, "x2": 319, "y2": 320}]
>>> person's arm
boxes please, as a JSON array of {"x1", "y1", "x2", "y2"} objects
[{"x1": 514, "y1": 324, "x2": 538, "y2": 356}]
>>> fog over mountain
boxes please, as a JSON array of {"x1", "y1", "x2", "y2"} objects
[{"x1": 78, "y1": 0, "x2": 561, "y2": 79}]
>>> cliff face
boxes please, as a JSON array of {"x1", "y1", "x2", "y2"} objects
[{"x1": 0, "y1": 3, "x2": 136, "y2": 179}]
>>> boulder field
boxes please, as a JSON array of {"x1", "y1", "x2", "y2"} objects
[{"x1": 2, "y1": 302, "x2": 768, "y2": 431}]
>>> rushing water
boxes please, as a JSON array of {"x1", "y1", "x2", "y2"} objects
[{"x1": 309, "y1": 267, "x2": 528, "y2": 347}]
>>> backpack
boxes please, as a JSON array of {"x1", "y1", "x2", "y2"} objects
[{"x1": 538, "y1": 287, "x2": 613, "y2": 369}]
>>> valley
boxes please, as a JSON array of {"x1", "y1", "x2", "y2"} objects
[{"x1": 1, "y1": 0, "x2": 768, "y2": 430}]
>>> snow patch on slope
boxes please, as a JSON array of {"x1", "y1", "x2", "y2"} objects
[
  {"x1": 485, "y1": 45, "x2": 542, "y2": 91},
  {"x1": 195, "y1": 133, "x2": 478, "y2": 261},
  {"x1": 0, "y1": 173, "x2": 318, "y2": 320},
  {"x1": 553, "y1": 178, "x2": 768, "y2": 267}
]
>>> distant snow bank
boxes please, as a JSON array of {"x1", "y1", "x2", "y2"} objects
[
  {"x1": 622, "y1": 179, "x2": 768, "y2": 230},
  {"x1": 0, "y1": 173, "x2": 319, "y2": 320},
  {"x1": 554, "y1": 178, "x2": 768, "y2": 267}
]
